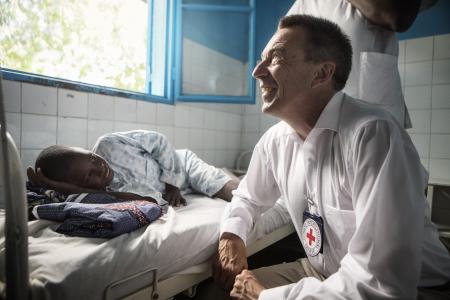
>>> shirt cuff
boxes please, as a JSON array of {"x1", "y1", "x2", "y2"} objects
[{"x1": 220, "y1": 216, "x2": 249, "y2": 245}]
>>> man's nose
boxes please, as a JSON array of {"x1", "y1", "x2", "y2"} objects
[{"x1": 252, "y1": 60, "x2": 268, "y2": 79}]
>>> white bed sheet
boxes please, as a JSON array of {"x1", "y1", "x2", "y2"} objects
[{"x1": 0, "y1": 194, "x2": 290, "y2": 300}]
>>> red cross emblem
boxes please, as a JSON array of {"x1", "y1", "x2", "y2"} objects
[{"x1": 306, "y1": 228, "x2": 316, "y2": 245}]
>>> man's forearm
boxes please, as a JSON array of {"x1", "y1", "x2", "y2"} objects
[{"x1": 347, "y1": 0, "x2": 421, "y2": 32}]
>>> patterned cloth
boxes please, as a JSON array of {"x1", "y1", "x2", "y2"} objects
[
  {"x1": 92, "y1": 130, "x2": 230, "y2": 205},
  {"x1": 32, "y1": 200, "x2": 162, "y2": 238},
  {"x1": 27, "y1": 181, "x2": 67, "y2": 220}
]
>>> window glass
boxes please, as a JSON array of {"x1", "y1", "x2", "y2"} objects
[
  {"x1": 0, "y1": 0, "x2": 148, "y2": 93},
  {"x1": 181, "y1": 9, "x2": 250, "y2": 97}
]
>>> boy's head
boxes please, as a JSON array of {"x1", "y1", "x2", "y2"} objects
[{"x1": 35, "y1": 145, "x2": 114, "y2": 190}]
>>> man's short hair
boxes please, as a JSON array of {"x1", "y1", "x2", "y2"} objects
[
  {"x1": 279, "y1": 15, "x2": 353, "y2": 91},
  {"x1": 35, "y1": 145, "x2": 77, "y2": 181}
]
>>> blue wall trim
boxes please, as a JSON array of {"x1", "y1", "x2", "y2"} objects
[{"x1": 398, "y1": 1, "x2": 450, "y2": 40}]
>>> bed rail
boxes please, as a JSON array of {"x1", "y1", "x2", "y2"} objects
[{"x1": 0, "y1": 75, "x2": 29, "y2": 299}]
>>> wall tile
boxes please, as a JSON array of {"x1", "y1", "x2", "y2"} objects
[
  {"x1": 22, "y1": 83, "x2": 57, "y2": 115},
  {"x1": 203, "y1": 129, "x2": 216, "y2": 150},
  {"x1": 202, "y1": 150, "x2": 216, "y2": 165},
  {"x1": 404, "y1": 86, "x2": 431, "y2": 109},
  {"x1": 432, "y1": 59, "x2": 450, "y2": 84},
  {"x1": 431, "y1": 110, "x2": 450, "y2": 134},
  {"x1": 429, "y1": 159, "x2": 450, "y2": 182},
  {"x1": 114, "y1": 97, "x2": 137, "y2": 122},
  {"x1": 5, "y1": 112, "x2": 21, "y2": 148},
  {"x1": 156, "y1": 125, "x2": 174, "y2": 143},
  {"x1": 215, "y1": 112, "x2": 228, "y2": 131},
  {"x1": 243, "y1": 114, "x2": 260, "y2": 132},
  {"x1": 21, "y1": 149, "x2": 43, "y2": 170},
  {"x1": 241, "y1": 132, "x2": 261, "y2": 151},
  {"x1": 228, "y1": 114, "x2": 242, "y2": 132},
  {"x1": 114, "y1": 122, "x2": 139, "y2": 132},
  {"x1": 189, "y1": 107, "x2": 204, "y2": 129},
  {"x1": 407, "y1": 110, "x2": 431, "y2": 134},
  {"x1": 432, "y1": 84, "x2": 450, "y2": 108},
  {"x1": 433, "y1": 33, "x2": 450, "y2": 60},
  {"x1": 203, "y1": 109, "x2": 217, "y2": 130},
  {"x1": 137, "y1": 100, "x2": 157, "y2": 124},
  {"x1": 409, "y1": 133, "x2": 430, "y2": 158},
  {"x1": 430, "y1": 134, "x2": 450, "y2": 159},
  {"x1": 215, "y1": 150, "x2": 228, "y2": 167},
  {"x1": 87, "y1": 120, "x2": 114, "y2": 149},
  {"x1": 21, "y1": 114, "x2": 57, "y2": 148},
  {"x1": 58, "y1": 88, "x2": 88, "y2": 118},
  {"x1": 405, "y1": 37, "x2": 433, "y2": 62},
  {"x1": 174, "y1": 127, "x2": 190, "y2": 149},
  {"x1": 57, "y1": 117, "x2": 87, "y2": 148},
  {"x1": 398, "y1": 40, "x2": 406, "y2": 63},
  {"x1": 136, "y1": 123, "x2": 157, "y2": 132},
  {"x1": 215, "y1": 130, "x2": 228, "y2": 149},
  {"x1": 156, "y1": 104, "x2": 174, "y2": 126},
  {"x1": 189, "y1": 128, "x2": 204, "y2": 149},
  {"x1": 88, "y1": 93, "x2": 114, "y2": 120},
  {"x1": 260, "y1": 114, "x2": 279, "y2": 132},
  {"x1": 2, "y1": 80, "x2": 21, "y2": 113},
  {"x1": 405, "y1": 62, "x2": 432, "y2": 86},
  {"x1": 174, "y1": 105, "x2": 190, "y2": 129}
]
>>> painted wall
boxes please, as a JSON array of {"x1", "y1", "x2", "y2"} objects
[
  {"x1": 254, "y1": 0, "x2": 292, "y2": 57},
  {"x1": 398, "y1": 1, "x2": 450, "y2": 40}
]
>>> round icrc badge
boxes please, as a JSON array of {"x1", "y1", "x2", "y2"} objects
[{"x1": 301, "y1": 218, "x2": 322, "y2": 257}]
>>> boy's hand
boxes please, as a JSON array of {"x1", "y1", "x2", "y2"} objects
[
  {"x1": 26, "y1": 167, "x2": 84, "y2": 195},
  {"x1": 164, "y1": 183, "x2": 186, "y2": 207}
]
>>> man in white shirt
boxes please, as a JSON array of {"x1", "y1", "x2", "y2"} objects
[
  {"x1": 287, "y1": 0, "x2": 437, "y2": 129},
  {"x1": 213, "y1": 15, "x2": 450, "y2": 299}
]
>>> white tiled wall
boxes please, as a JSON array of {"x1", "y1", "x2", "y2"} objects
[
  {"x1": 399, "y1": 33, "x2": 450, "y2": 183},
  {"x1": 2, "y1": 82, "x2": 245, "y2": 172}
]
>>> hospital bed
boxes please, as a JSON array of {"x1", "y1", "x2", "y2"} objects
[{"x1": 0, "y1": 77, "x2": 295, "y2": 300}]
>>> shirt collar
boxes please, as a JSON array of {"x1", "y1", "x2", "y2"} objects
[{"x1": 311, "y1": 91, "x2": 344, "y2": 133}]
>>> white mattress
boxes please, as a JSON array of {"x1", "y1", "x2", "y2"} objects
[{"x1": 0, "y1": 194, "x2": 290, "y2": 300}]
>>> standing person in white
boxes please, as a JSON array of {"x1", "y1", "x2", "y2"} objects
[
  {"x1": 213, "y1": 15, "x2": 450, "y2": 300},
  {"x1": 287, "y1": 0, "x2": 437, "y2": 128}
]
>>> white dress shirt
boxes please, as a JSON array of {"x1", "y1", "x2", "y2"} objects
[
  {"x1": 221, "y1": 92, "x2": 450, "y2": 299},
  {"x1": 287, "y1": 0, "x2": 410, "y2": 128}
]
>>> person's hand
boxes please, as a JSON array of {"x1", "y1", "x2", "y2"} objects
[
  {"x1": 230, "y1": 269, "x2": 265, "y2": 300},
  {"x1": 26, "y1": 167, "x2": 83, "y2": 195},
  {"x1": 212, "y1": 232, "x2": 248, "y2": 291},
  {"x1": 164, "y1": 183, "x2": 186, "y2": 206}
]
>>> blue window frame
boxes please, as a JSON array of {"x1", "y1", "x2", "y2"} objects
[{"x1": 0, "y1": 0, "x2": 255, "y2": 105}]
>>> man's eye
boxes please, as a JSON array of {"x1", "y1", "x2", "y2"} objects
[{"x1": 271, "y1": 55, "x2": 281, "y2": 64}]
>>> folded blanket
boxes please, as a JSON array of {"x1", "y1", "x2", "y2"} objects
[{"x1": 32, "y1": 200, "x2": 162, "y2": 238}]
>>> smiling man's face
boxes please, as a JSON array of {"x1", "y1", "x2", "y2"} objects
[{"x1": 252, "y1": 27, "x2": 317, "y2": 117}]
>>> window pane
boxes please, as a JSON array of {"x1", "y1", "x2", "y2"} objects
[
  {"x1": 182, "y1": 10, "x2": 249, "y2": 96},
  {"x1": 0, "y1": 0, "x2": 148, "y2": 93},
  {"x1": 183, "y1": 0, "x2": 249, "y2": 6}
]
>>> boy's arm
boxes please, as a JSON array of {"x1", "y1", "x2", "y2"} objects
[{"x1": 27, "y1": 167, "x2": 157, "y2": 203}]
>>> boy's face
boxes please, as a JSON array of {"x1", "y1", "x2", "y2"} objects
[{"x1": 65, "y1": 148, "x2": 114, "y2": 190}]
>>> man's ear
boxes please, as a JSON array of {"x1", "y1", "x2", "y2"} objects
[{"x1": 311, "y1": 61, "x2": 335, "y2": 89}]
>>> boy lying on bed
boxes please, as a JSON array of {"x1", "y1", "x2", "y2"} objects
[{"x1": 27, "y1": 130, "x2": 239, "y2": 207}]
